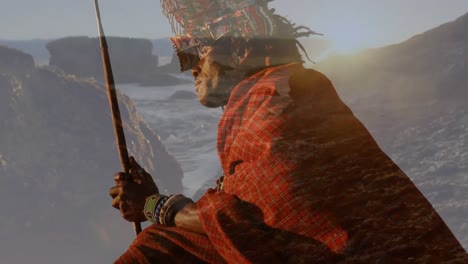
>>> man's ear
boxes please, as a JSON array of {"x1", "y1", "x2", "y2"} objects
[
  {"x1": 264, "y1": 43, "x2": 273, "y2": 67},
  {"x1": 236, "y1": 43, "x2": 268, "y2": 70},
  {"x1": 236, "y1": 46, "x2": 250, "y2": 65}
]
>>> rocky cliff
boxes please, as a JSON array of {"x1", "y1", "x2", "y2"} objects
[
  {"x1": 0, "y1": 46, "x2": 183, "y2": 262},
  {"x1": 0, "y1": 45, "x2": 35, "y2": 74},
  {"x1": 47, "y1": 36, "x2": 187, "y2": 86},
  {"x1": 316, "y1": 12, "x2": 468, "y2": 249},
  {"x1": 0, "y1": 39, "x2": 51, "y2": 65}
]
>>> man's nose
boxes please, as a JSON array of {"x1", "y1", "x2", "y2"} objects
[{"x1": 192, "y1": 65, "x2": 201, "y2": 78}]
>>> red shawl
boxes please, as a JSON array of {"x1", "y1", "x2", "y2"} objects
[{"x1": 115, "y1": 64, "x2": 466, "y2": 263}]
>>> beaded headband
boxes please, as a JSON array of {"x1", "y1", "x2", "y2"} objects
[{"x1": 161, "y1": 0, "x2": 276, "y2": 71}]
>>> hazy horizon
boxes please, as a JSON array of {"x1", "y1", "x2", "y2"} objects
[{"x1": 2, "y1": 1, "x2": 468, "y2": 54}]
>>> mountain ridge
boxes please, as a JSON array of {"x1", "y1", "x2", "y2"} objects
[{"x1": 315, "y1": 11, "x2": 468, "y2": 249}]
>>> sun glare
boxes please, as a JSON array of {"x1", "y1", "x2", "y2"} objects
[{"x1": 322, "y1": 19, "x2": 374, "y2": 54}]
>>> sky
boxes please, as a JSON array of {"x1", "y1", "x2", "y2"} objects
[{"x1": 2, "y1": 0, "x2": 468, "y2": 53}]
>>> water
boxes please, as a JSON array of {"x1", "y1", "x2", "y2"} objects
[{"x1": 117, "y1": 83, "x2": 222, "y2": 198}]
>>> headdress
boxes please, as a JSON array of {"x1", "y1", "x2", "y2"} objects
[{"x1": 160, "y1": 0, "x2": 317, "y2": 71}]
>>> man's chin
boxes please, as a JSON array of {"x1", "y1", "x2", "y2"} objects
[{"x1": 199, "y1": 96, "x2": 228, "y2": 108}]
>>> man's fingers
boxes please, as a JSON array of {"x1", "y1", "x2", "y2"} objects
[
  {"x1": 114, "y1": 172, "x2": 132, "y2": 183},
  {"x1": 110, "y1": 181, "x2": 139, "y2": 198},
  {"x1": 110, "y1": 185, "x2": 124, "y2": 209},
  {"x1": 120, "y1": 201, "x2": 138, "y2": 222},
  {"x1": 109, "y1": 186, "x2": 120, "y2": 199},
  {"x1": 109, "y1": 184, "x2": 133, "y2": 209},
  {"x1": 111, "y1": 197, "x2": 120, "y2": 209}
]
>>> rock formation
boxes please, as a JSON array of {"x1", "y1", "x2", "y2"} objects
[
  {"x1": 0, "y1": 45, "x2": 35, "y2": 74},
  {"x1": 47, "y1": 36, "x2": 180, "y2": 85},
  {"x1": 0, "y1": 39, "x2": 51, "y2": 65},
  {"x1": 0, "y1": 46, "x2": 183, "y2": 262},
  {"x1": 47, "y1": 36, "x2": 150, "y2": 82},
  {"x1": 316, "y1": 12, "x2": 468, "y2": 249}
]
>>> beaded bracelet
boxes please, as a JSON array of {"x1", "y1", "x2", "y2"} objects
[
  {"x1": 144, "y1": 194, "x2": 193, "y2": 226},
  {"x1": 159, "y1": 194, "x2": 194, "y2": 226},
  {"x1": 154, "y1": 196, "x2": 170, "y2": 223},
  {"x1": 144, "y1": 194, "x2": 168, "y2": 224}
]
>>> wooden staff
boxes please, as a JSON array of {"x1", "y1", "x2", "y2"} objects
[{"x1": 92, "y1": 0, "x2": 142, "y2": 235}]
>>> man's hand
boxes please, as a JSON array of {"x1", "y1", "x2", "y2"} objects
[{"x1": 109, "y1": 157, "x2": 159, "y2": 222}]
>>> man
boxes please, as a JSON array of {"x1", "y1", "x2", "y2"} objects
[{"x1": 109, "y1": 0, "x2": 467, "y2": 263}]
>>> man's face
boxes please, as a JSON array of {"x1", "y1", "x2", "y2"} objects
[{"x1": 191, "y1": 45, "x2": 243, "y2": 108}]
